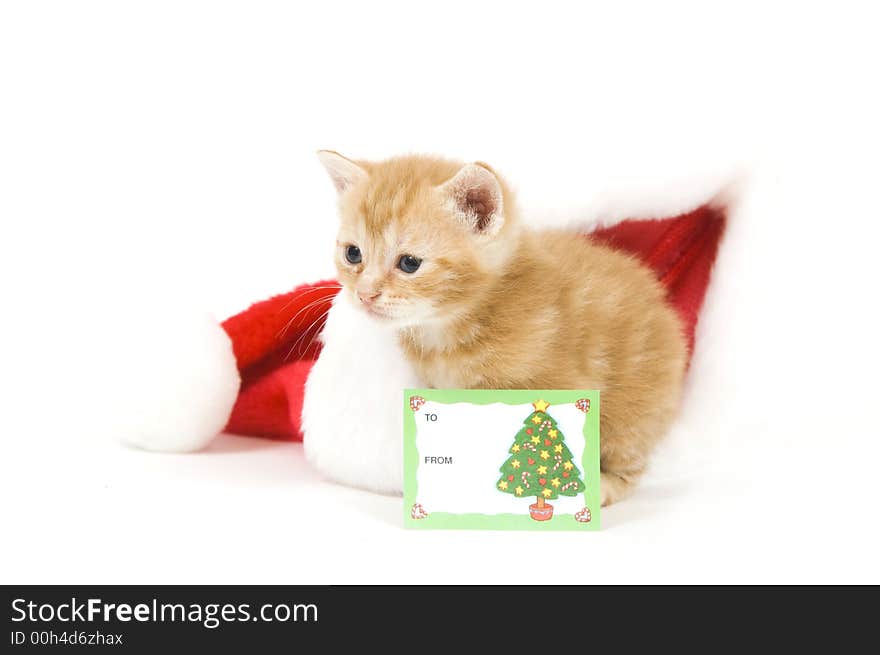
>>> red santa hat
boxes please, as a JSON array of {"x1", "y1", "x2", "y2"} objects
[{"x1": 117, "y1": 193, "x2": 726, "y2": 455}]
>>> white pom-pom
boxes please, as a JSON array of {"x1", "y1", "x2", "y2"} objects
[
  {"x1": 302, "y1": 296, "x2": 419, "y2": 494},
  {"x1": 109, "y1": 308, "x2": 240, "y2": 453}
]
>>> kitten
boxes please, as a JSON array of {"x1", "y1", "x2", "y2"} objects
[{"x1": 318, "y1": 151, "x2": 687, "y2": 505}]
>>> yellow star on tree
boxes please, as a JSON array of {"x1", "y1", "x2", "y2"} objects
[
  {"x1": 511, "y1": 459, "x2": 521, "y2": 469},
  {"x1": 530, "y1": 436, "x2": 541, "y2": 445},
  {"x1": 548, "y1": 429, "x2": 558, "y2": 439},
  {"x1": 542, "y1": 488, "x2": 553, "y2": 498},
  {"x1": 532, "y1": 399, "x2": 550, "y2": 413},
  {"x1": 531, "y1": 415, "x2": 542, "y2": 425},
  {"x1": 498, "y1": 480, "x2": 509, "y2": 490},
  {"x1": 537, "y1": 465, "x2": 548, "y2": 475},
  {"x1": 511, "y1": 444, "x2": 520, "y2": 453},
  {"x1": 563, "y1": 460, "x2": 573, "y2": 471},
  {"x1": 514, "y1": 486, "x2": 523, "y2": 496},
  {"x1": 553, "y1": 444, "x2": 563, "y2": 453},
  {"x1": 551, "y1": 477, "x2": 561, "y2": 488},
  {"x1": 540, "y1": 450, "x2": 550, "y2": 460}
]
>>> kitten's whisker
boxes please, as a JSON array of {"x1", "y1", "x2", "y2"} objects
[
  {"x1": 276, "y1": 285, "x2": 342, "y2": 315},
  {"x1": 295, "y1": 309, "x2": 332, "y2": 358},
  {"x1": 275, "y1": 285, "x2": 342, "y2": 316},
  {"x1": 277, "y1": 295, "x2": 338, "y2": 340},
  {"x1": 284, "y1": 308, "x2": 331, "y2": 362},
  {"x1": 298, "y1": 330, "x2": 323, "y2": 360},
  {"x1": 278, "y1": 298, "x2": 327, "y2": 341}
]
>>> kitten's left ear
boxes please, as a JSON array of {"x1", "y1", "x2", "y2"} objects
[
  {"x1": 317, "y1": 150, "x2": 368, "y2": 194},
  {"x1": 439, "y1": 163, "x2": 504, "y2": 236}
]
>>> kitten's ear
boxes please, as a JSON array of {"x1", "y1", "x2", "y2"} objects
[
  {"x1": 317, "y1": 150, "x2": 368, "y2": 193},
  {"x1": 439, "y1": 163, "x2": 504, "y2": 236}
]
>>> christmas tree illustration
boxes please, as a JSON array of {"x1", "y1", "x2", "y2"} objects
[{"x1": 496, "y1": 399, "x2": 585, "y2": 521}]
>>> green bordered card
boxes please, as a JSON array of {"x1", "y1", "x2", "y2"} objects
[{"x1": 404, "y1": 389, "x2": 600, "y2": 530}]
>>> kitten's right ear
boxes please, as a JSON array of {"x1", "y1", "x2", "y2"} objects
[
  {"x1": 439, "y1": 162, "x2": 505, "y2": 237},
  {"x1": 316, "y1": 150, "x2": 368, "y2": 193}
]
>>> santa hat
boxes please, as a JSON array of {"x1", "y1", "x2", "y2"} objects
[{"x1": 118, "y1": 193, "x2": 728, "y2": 453}]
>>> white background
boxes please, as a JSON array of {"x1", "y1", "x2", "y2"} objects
[
  {"x1": 2, "y1": 1, "x2": 879, "y2": 584},
  {"x1": 414, "y1": 401, "x2": 589, "y2": 516}
]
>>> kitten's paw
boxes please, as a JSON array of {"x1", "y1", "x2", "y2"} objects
[{"x1": 600, "y1": 471, "x2": 637, "y2": 507}]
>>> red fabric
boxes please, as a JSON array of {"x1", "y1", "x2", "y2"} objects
[
  {"x1": 222, "y1": 282, "x2": 339, "y2": 440},
  {"x1": 590, "y1": 204, "x2": 726, "y2": 354},
  {"x1": 223, "y1": 204, "x2": 726, "y2": 440}
]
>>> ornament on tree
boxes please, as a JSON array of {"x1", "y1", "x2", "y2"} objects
[
  {"x1": 496, "y1": 401, "x2": 586, "y2": 521},
  {"x1": 410, "y1": 396, "x2": 426, "y2": 412},
  {"x1": 411, "y1": 503, "x2": 429, "y2": 519},
  {"x1": 575, "y1": 398, "x2": 591, "y2": 413}
]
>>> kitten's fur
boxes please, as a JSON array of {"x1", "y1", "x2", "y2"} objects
[{"x1": 318, "y1": 151, "x2": 687, "y2": 505}]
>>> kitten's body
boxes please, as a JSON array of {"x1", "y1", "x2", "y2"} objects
[
  {"x1": 318, "y1": 152, "x2": 687, "y2": 505},
  {"x1": 402, "y1": 231, "x2": 687, "y2": 504}
]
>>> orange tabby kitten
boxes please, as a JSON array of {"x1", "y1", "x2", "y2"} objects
[{"x1": 318, "y1": 151, "x2": 687, "y2": 505}]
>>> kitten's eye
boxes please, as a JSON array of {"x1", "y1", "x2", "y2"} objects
[
  {"x1": 345, "y1": 245, "x2": 362, "y2": 264},
  {"x1": 398, "y1": 255, "x2": 422, "y2": 274}
]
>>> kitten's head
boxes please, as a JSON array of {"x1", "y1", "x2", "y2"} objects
[{"x1": 318, "y1": 151, "x2": 520, "y2": 327}]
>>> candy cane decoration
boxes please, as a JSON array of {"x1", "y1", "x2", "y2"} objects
[
  {"x1": 561, "y1": 480, "x2": 579, "y2": 493},
  {"x1": 520, "y1": 442, "x2": 536, "y2": 452},
  {"x1": 574, "y1": 507, "x2": 591, "y2": 523},
  {"x1": 552, "y1": 454, "x2": 562, "y2": 472},
  {"x1": 521, "y1": 471, "x2": 531, "y2": 489}
]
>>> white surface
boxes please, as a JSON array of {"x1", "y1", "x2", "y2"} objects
[
  {"x1": 415, "y1": 401, "x2": 589, "y2": 516},
  {"x1": 2, "y1": 1, "x2": 879, "y2": 584}
]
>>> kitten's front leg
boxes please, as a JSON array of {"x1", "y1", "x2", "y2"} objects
[
  {"x1": 598, "y1": 407, "x2": 672, "y2": 506},
  {"x1": 600, "y1": 470, "x2": 642, "y2": 506},
  {"x1": 597, "y1": 402, "x2": 652, "y2": 507}
]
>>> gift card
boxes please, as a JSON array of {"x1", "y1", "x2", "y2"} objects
[{"x1": 404, "y1": 389, "x2": 600, "y2": 530}]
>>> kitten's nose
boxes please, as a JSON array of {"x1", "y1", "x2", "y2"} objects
[{"x1": 357, "y1": 290, "x2": 380, "y2": 305}]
